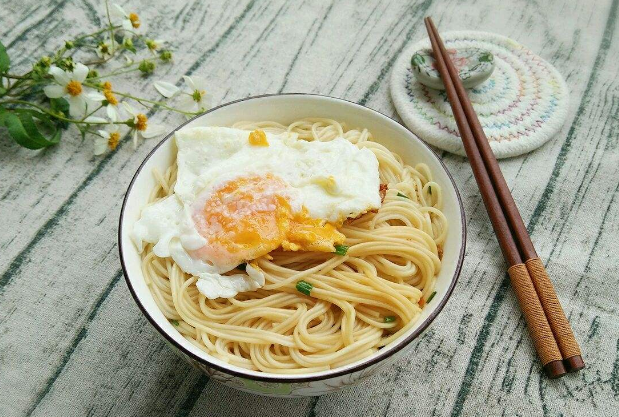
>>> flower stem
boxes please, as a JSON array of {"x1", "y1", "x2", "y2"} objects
[
  {"x1": 114, "y1": 91, "x2": 195, "y2": 115},
  {"x1": 105, "y1": 0, "x2": 116, "y2": 54},
  {"x1": 0, "y1": 100, "x2": 128, "y2": 125}
]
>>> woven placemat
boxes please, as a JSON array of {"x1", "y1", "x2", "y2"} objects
[{"x1": 390, "y1": 31, "x2": 569, "y2": 159}]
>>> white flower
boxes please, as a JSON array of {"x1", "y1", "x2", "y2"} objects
[
  {"x1": 177, "y1": 76, "x2": 211, "y2": 114},
  {"x1": 94, "y1": 127, "x2": 122, "y2": 155},
  {"x1": 153, "y1": 80, "x2": 179, "y2": 98},
  {"x1": 43, "y1": 63, "x2": 101, "y2": 118},
  {"x1": 145, "y1": 39, "x2": 164, "y2": 55},
  {"x1": 112, "y1": 4, "x2": 141, "y2": 38},
  {"x1": 96, "y1": 39, "x2": 112, "y2": 59},
  {"x1": 122, "y1": 102, "x2": 166, "y2": 148}
]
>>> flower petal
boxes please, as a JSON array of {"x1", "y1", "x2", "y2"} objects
[
  {"x1": 94, "y1": 136, "x2": 108, "y2": 155},
  {"x1": 72, "y1": 63, "x2": 89, "y2": 83},
  {"x1": 84, "y1": 116, "x2": 107, "y2": 124},
  {"x1": 48, "y1": 66, "x2": 70, "y2": 85},
  {"x1": 154, "y1": 81, "x2": 179, "y2": 98},
  {"x1": 198, "y1": 94, "x2": 213, "y2": 112},
  {"x1": 177, "y1": 94, "x2": 195, "y2": 113},
  {"x1": 133, "y1": 130, "x2": 139, "y2": 149},
  {"x1": 97, "y1": 130, "x2": 110, "y2": 138},
  {"x1": 182, "y1": 75, "x2": 196, "y2": 91},
  {"x1": 106, "y1": 105, "x2": 119, "y2": 122},
  {"x1": 141, "y1": 123, "x2": 166, "y2": 139},
  {"x1": 68, "y1": 96, "x2": 87, "y2": 118},
  {"x1": 191, "y1": 76, "x2": 208, "y2": 91},
  {"x1": 112, "y1": 4, "x2": 127, "y2": 18},
  {"x1": 122, "y1": 102, "x2": 137, "y2": 116},
  {"x1": 43, "y1": 84, "x2": 65, "y2": 98},
  {"x1": 87, "y1": 91, "x2": 106, "y2": 102},
  {"x1": 122, "y1": 21, "x2": 134, "y2": 36}
]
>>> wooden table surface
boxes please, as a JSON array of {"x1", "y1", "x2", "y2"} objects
[{"x1": 1, "y1": 1, "x2": 618, "y2": 416}]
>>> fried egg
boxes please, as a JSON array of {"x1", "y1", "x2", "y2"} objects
[{"x1": 133, "y1": 126, "x2": 380, "y2": 299}]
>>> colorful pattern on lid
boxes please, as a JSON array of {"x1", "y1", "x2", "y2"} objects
[{"x1": 390, "y1": 31, "x2": 570, "y2": 159}]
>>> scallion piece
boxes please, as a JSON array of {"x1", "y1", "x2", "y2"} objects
[
  {"x1": 397, "y1": 192, "x2": 410, "y2": 199},
  {"x1": 170, "y1": 319, "x2": 180, "y2": 326},
  {"x1": 334, "y1": 244, "x2": 349, "y2": 256},
  {"x1": 426, "y1": 291, "x2": 437, "y2": 303},
  {"x1": 384, "y1": 316, "x2": 396, "y2": 323},
  {"x1": 296, "y1": 280, "x2": 313, "y2": 296}
]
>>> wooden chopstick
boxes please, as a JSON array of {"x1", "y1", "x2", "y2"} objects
[
  {"x1": 423, "y1": 17, "x2": 567, "y2": 378},
  {"x1": 424, "y1": 18, "x2": 584, "y2": 373}
]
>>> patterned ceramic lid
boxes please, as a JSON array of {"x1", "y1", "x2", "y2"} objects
[
  {"x1": 411, "y1": 47, "x2": 495, "y2": 90},
  {"x1": 391, "y1": 31, "x2": 569, "y2": 159}
]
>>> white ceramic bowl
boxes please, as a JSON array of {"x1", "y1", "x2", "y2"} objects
[{"x1": 119, "y1": 94, "x2": 466, "y2": 397}]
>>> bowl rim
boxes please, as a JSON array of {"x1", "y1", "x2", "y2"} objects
[{"x1": 118, "y1": 93, "x2": 466, "y2": 383}]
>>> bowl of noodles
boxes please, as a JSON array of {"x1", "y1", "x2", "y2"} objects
[{"x1": 119, "y1": 94, "x2": 466, "y2": 397}]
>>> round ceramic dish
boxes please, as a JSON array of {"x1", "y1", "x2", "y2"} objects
[{"x1": 119, "y1": 94, "x2": 466, "y2": 397}]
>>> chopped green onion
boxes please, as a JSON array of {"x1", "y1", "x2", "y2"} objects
[
  {"x1": 334, "y1": 244, "x2": 349, "y2": 256},
  {"x1": 384, "y1": 316, "x2": 396, "y2": 323},
  {"x1": 426, "y1": 291, "x2": 437, "y2": 303},
  {"x1": 397, "y1": 192, "x2": 410, "y2": 199},
  {"x1": 296, "y1": 280, "x2": 313, "y2": 296},
  {"x1": 170, "y1": 319, "x2": 180, "y2": 327},
  {"x1": 237, "y1": 263, "x2": 247, "y2": 271}
]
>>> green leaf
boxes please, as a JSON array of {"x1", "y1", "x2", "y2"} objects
[
  {"x1": 334, "y1": 244, "x2": 349, "y2": 256},
  {"x1": 49, "y1": 98, "x2": 70, "y2": 128},
  {"x1": 0, "y1": 109, "x2": 61, "y2": 149},
  {"x1": 384, "y1": 316, "x2": 396, "y2": 323},
  {"x1": 170, "y1": 319, "x2": 180, "y2": 326},
  {"x1": 0, "y1": 40, "x2": 9, "y2": 73},
  {"x1": 0, "y1": 86, "x2": 6, "y2": 96},
  {"x1": 296, "y1": 280, "x2": 313, "y2": 296}
]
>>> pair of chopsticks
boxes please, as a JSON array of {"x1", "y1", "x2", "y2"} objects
[{"x1": 424, "y1": 17, "x2": 584, "y2": 378}]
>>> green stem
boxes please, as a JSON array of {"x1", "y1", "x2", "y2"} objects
[
  {"x1": 91, "y1": 66, "x2": 140, "y2": 79},
  {"x1": 84, "y1": 82, "x2": 195, "y2": 116},
  {"x1": 105, "y1": 0, "x2": 116, "y2": 54},
  {"x1": 73, "y1": 26, "x2": 120, "y2": 43},
  {"x1": 3, "y1": 74, "x2": 28, "y2": 80},
  {"x1": 82, "y1": 104, "x2": 104, "y2": 121},
  {"x1": 0, "y1": 100, "x2": 128, "y2": 125},
  {"x1": 114, "y1": 90, "x2": 195, "y2": 115}
]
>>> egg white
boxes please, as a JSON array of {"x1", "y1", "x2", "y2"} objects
[{"x1": 133, "y1": 126, "x2": 380, "y2": 299}]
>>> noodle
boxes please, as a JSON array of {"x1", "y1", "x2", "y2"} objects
[{"x1": 141, "y1": 119, "x2": 448, "y2": 373}]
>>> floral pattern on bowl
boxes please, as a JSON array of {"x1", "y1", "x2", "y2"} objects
[{"x1": 411, "y1": 47, "x2": 495, "y2": 90}]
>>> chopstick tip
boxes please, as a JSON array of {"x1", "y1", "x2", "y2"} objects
[
  {"x1": 543, "y1": 360, "x2": 567, "y2": 379},
  {"x1": 564, "y1": 355, "x2": 585, "y2": 372}
]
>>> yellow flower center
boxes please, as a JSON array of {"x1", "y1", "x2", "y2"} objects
[
  {"x1": 66, "y1": 80, "x2": 82, "y2": 97},
  {"x1": 129, "y1": 13, "x2": 140, "y2": 28},
  {"x1": 104, "y1": 89, "x2": 118, "y2": 106},
  {"x1": 108, "y1": 132, "x2": 120, "y2": 150},
  {"x1": 103, "y1": 81, "x2": 112, "y2": 91},
  {"x1": 136, "y1": 114, "x2": 148, "y2": 131},
  {"x1": 100, "y1": 43, "x2": 109, "y2": 53}
]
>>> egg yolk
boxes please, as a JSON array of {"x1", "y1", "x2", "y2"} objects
[
  {"x1": 248, "y1": 129, "x2": 269, "y2": 146},
  {"x1": 192, "y1": 174, "x2": 344, "y2": 266}
]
